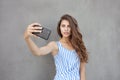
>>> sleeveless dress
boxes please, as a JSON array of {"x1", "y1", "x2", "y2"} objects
[{"x1": 53, "y1": 41, "x2": 80, "y2": 80}]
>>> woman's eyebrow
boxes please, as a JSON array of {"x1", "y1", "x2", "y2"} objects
[{"x1": 61, "y1": 24, "x2": 65, "y2": 26}]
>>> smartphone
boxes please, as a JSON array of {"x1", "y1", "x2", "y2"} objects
[{"x1": 32, "y1": 25, "x2": 51, "y2": 40}]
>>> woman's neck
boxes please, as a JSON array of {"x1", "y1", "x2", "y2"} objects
[
  {"x1": 60, "y1": 37, "x2": 70, "y2": 44},
  {"x1": 60, "y1": 37, "x2": 74, "y2": 48}
]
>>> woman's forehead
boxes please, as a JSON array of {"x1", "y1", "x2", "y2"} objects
[{"x1": 61, "y1": 20, "x2": 69, "y2": 25}]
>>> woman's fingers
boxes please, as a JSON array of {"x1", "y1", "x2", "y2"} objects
[
  {"x1": 28, "y1": 23, "x2": 43, "y2": 31},
  {"x1": 29, "y1": 29, "x2": 42, "y2": 33},
  {"x1": 29, "y1": 23, "x2": 41, "y2": 27},
  {"x1": 25, "y1": 22, "x2": 43, "y2": 38},
  {"x1": 33, "y1": 26, "x2": 43, "y2": 30}
]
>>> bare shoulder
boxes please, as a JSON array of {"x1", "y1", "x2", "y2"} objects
[
  {"x1": 47, "y1": 41, "x2": 57, "y2": 48},
  {"x1": 47, "y1": 41, "x2": 58, "y2": 56}
]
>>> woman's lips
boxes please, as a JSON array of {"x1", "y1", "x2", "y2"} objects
[{"x1": 63, "y1": 32, "x2": 69, "y2": 35}]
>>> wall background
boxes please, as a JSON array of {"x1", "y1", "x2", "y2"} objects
[{"x1": 0, "y1": 0, "x2": 120, "y2": 80}]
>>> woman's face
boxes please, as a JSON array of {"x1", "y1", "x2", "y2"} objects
[{"x1": 60, "y1": 19, "x2": 71, "y2": 38}]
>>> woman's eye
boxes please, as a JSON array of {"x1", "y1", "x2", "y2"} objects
[
  {"x1": 61, "y1": 25, "x2": 65, "y2": 27},
  {"x1": 68, "y1": 25, "x2": 70, "y2": 27}
]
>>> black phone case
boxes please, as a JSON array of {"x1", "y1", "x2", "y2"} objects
[{"x1": 32, "y1": 26, "x2": 51, "y2": 40}]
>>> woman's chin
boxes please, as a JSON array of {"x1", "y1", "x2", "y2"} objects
[{"x1": 63, "y1": 35, "x2": 70, "y2": 38}]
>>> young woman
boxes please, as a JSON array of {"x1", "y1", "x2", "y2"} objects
[{"x1": 24, "y1": 14, "x2": 88, "y2": 80}]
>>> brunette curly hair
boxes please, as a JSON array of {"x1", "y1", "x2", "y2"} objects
[{"x1": 57, "y1": 14, "x2": 88, "y2": 63}]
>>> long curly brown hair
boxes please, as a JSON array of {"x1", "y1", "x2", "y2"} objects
[{"x1": 57, "y1": 14, "x2": 88, "y2": 63}]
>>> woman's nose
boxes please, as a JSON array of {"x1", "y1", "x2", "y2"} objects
[{"x1": 65, "y1": 27, "x2": 68, "y2": 31}]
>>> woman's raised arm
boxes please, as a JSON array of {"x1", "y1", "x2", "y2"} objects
[{"x1": 24, "y1": 23, "x2": 56, "y2": 56}]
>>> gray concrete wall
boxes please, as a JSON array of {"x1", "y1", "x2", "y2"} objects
[{"x1": 0, "y1": 0, "x2": 120, "y2": 80}]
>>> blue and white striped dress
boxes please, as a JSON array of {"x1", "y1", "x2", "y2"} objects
[{"x1": 53, "y1": 41, "x2": 80, "y2": 80}]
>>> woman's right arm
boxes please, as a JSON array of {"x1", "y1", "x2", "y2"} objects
[{"x1": 24, "y1": 23, "x2": 55, "y2": 56}]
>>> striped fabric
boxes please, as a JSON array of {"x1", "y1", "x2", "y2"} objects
[{"x1": 53, "y1": 41, "x2": 80, "y2": 80}]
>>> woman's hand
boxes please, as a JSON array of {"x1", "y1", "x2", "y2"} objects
[{"x1": 24, "y1": 23, "x2": 43, "y2": 39}]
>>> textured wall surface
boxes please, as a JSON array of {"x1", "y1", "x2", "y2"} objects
[{"x1": 0, "y1": 0, "x2": 120, "y2": 80}]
